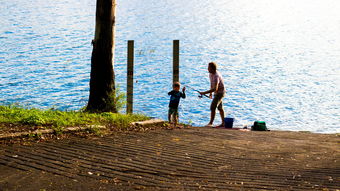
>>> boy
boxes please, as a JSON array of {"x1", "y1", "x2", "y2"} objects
[
  {"x1": 199, "y1": 62, "x2": 226, "y2": 127},
  {"x1": 168, "y1": 82, "x2": 186, "y2": 127}
]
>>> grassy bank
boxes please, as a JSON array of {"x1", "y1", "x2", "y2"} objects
[{"x1": 0, "y1": 105, "x2": 149, "y2": 132}]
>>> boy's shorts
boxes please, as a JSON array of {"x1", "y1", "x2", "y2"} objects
[
  {"x1": 168, "y1": 107, "x2": 178, "y2": 117},
  {"x1": 210, "y1": 93, "x2": 224, "y2": 111}
]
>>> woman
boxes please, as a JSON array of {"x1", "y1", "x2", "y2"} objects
[{"x1": 199, "y1": 62, "x2": 226, "y2": 127}]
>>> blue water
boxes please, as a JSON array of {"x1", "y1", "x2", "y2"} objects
[{"x1": 1, "y1": 0, "x2": 339, "y2": 133}]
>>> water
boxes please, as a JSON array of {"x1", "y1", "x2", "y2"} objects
[{"x1": 1, "y1": 0, "x2": 339, "y2": 133}]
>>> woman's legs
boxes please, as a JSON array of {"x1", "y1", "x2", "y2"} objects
[{"x1": 207, "y1": 94, "x2": 224, "y2": 126}]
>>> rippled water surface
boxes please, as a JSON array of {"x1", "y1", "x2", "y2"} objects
[{"x1": 1, "y1": 0, "x2": 339, "y2": 133}]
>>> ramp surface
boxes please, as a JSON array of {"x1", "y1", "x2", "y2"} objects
[{"x1": 0, "y1": 128, "x2": 339, "y2": 190}]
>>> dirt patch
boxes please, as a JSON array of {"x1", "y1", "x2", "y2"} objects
[
  {"x1": 0, "y1": 121, "x2": 177, "y2": 145},
  {"x1": 0, "y1": 123, "x2": 41, "y2": 134}
]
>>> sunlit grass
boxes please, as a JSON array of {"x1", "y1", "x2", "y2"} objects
[{"x1": 0, "y1": 105, "x2": 149, "y2": 130}]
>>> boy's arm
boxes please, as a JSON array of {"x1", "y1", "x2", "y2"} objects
[
  {"x1": 168, "y1": 90, "x2": 173, "y2": 95},
  {"x1": 181, "y1": 91, "x2": 186, "y2": 99},
  {"x1": 181, "y1": 87, "x2": 186, "y2": 98}
]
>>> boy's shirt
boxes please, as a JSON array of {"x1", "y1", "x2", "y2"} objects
[{"x1": 168, "y1": 90, "x2": 186, "y2": 109}]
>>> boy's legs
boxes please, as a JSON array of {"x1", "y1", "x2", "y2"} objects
[
  {"x1": 168, "y1": 107, "x2": 178, "y2": 127},
  {"x1": 168, "y1": 108, "x2": 173, "y2": 123},
  {"x1": 174, "y1": 111, "x2": 179, "y2": 127},
  {"x1": 172, "y1": 109, "x2": 178, "y2": 127}
]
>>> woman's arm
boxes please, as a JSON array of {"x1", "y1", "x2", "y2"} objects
[{"x1": 199, "y1": 81, "x2": 219, "y2": 95}]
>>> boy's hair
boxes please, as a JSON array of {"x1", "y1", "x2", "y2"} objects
[
  {"x1": 209, "y1": 62, "x2": 217, "y2": 72},
  {"x1": 173, "y1": 82, "x2": 181, "y2": 88}
]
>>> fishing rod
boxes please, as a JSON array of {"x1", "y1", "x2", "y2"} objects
[{"x1": 183, "y1": 84, "x2": 210, "y2": 98}]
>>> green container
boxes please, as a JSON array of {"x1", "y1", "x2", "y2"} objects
[{"x1": 251, "y1": 121, "x2": 268, "y2": 131}]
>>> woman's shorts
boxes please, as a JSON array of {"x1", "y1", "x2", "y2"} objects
[{"x1": 210, "y1": 93, "x2": 224, "y2": 111}]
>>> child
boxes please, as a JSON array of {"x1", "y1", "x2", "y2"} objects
[
  {"x1": 168, "y1": 82, "x2": 186, "y2": 128},
  {"x1": 199, "y1": 62, "x2": 226, "y2": 127}
]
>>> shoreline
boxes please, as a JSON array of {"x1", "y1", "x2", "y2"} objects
[{"x1": 1, "y1": 119, "x2": 339, "y2": 144}]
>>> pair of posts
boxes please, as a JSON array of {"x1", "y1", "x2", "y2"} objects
[{"x1": 126, "y1": 40, "x2": 180, "y2": 113}]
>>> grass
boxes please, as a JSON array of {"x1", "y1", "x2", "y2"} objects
[{"x1": 0, "y1": 105, "x2": 149, "y2": 132}]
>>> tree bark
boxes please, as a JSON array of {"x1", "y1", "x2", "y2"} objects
[{"x1": 86, "y1": 0, "x2": 117, "y2": 112}]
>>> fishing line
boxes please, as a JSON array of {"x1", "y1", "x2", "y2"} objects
[
  {"x1": 178, "y1": 90, "x2": 205, "y2": 126},
  {"x1": 176, "y1": 83, "x2": 211, "y2": 126},
  {"x1": 182, "y1": 84, "x2": 210, "y2": 98}
]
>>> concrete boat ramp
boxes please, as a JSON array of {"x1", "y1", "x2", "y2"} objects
[{"x1": 0, "y1": 127, "x2": 339, "y2": 190}]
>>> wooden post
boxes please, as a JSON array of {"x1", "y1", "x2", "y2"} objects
[
  {"x1": 173, "y1": 40, "x2": 179, "y2": 84},
  {"x1": 127, "y1": 40, "x2": 134, "y2": 113}
]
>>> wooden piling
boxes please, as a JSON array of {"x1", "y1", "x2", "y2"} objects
[
  {"x1": 127, "y1": 40, "x2": 134, "y2": 113},
  {"x1": 173, "y1": 40, "x2": 179, "y2": 84}
]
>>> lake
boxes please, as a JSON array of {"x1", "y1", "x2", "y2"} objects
[{"x1": 1, "y1": 0, "x2": 339, "y2": 133}]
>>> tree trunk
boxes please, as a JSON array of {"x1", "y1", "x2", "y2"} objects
[{"x1": 86, "y1": 0, "x2": 117, "y2": 112}]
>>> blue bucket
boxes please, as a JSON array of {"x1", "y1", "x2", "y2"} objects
[{"x1": 224, "y1": 118, "x2": 234, "y2": 128}]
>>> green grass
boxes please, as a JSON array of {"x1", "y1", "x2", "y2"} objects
[{"x1": 0, "y1": 105, "x2": 149, "y2": 130}]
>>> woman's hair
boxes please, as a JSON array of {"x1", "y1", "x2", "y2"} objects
[
  {"x1": 209, "y1": 62, "x2": 217, "y2": 72},
  {"x1": 173, "y1": 82, "x2": 181, "y2": 88}
]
